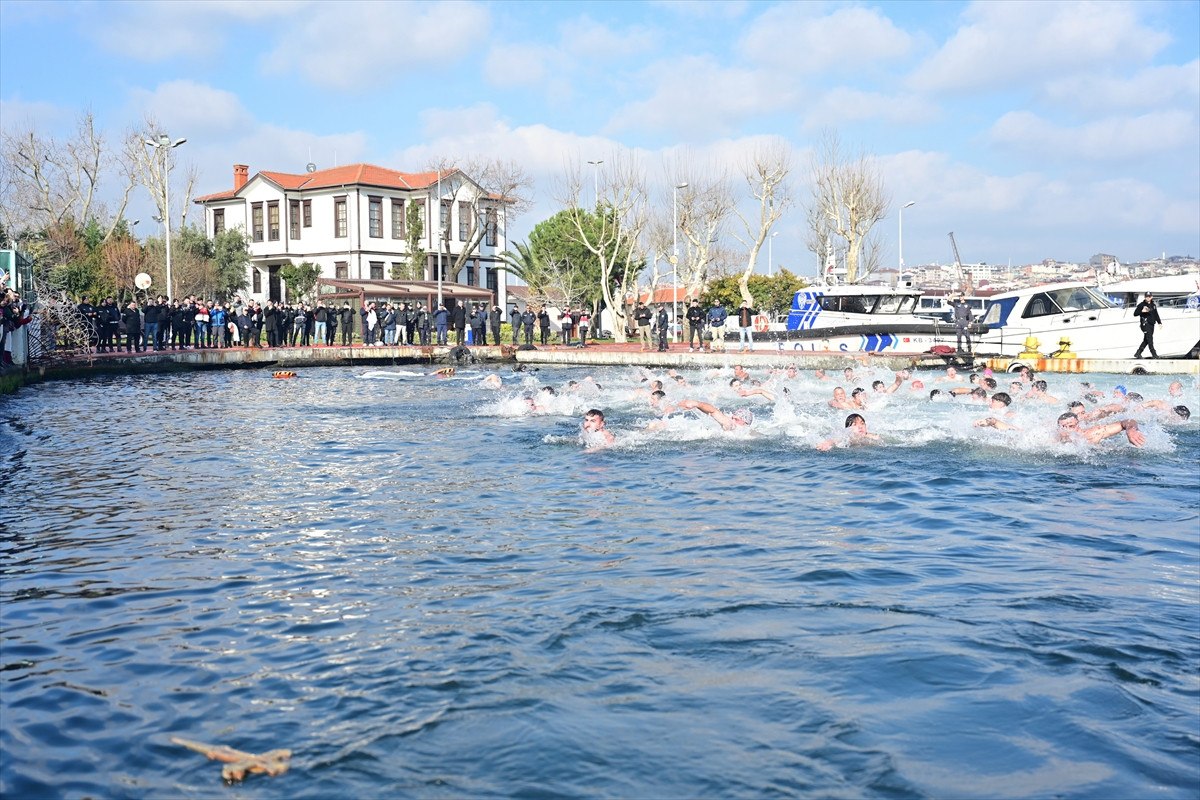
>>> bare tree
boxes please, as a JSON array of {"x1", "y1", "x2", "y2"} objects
[
  {"x1": 122, "y1": 114, "x2": 196, "y2": 231},
  {"x1": 807, "y1": 130, "x2": 889, "y2": 284},
  {"x1": 731, "y1": 142, "x2": 792, "y2": 305},
  {"x1": 0, "y1": 111, "x2": 134, "y2": 241},
  {"x1": 427, "y1": 157, "x2": 533, "y2": 283},
  {"x1": 559, "y1": 153, "x2": 648, "y2": 343},
  {"x1": 101, "y1": 236, "x2": 145, "y2": 299},
  {"x1": 673, "y1": 172, "x2": 735, "y2": 301}
]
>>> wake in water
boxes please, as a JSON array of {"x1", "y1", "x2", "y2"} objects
[{"x1": 489, "y1": 363, "x2": 1196, "y2": 458}]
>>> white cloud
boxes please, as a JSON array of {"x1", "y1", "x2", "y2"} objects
[
  {"x1": 909, "y1": 1, "x2": 1170, "y2": 94},
  {"x1": 89, "y1": 0, "x2": 300, "y2": 61},
  {"x1": 1041, "y1": 60, "x2": 1200, "y2": 114},
  {"x1": 127, "y1": 81, "x2": 255, "y2": 138},
  {"x1": 739, "y1": 4, "x2": 913, "y2": 72},
  {"x1": 605, "y1": 56, "x2": 797, "y2": 138},
  {"x1": 0, "y1": 96, "x2": 72, "y2": 136},
  {"x1": 484, "y1": 43, "x2": 551, "y2": 88},
  {"x1": 559, "y1": 15, "x2": 656, "y2": 59},
  {"x1": 261, "y1": 1, "x2": 490, "y2": 91},
  {"x1": 802, "y1": 88, "x2": 939, "y2": 130},
  {"x1": 988, "y1": 109, "x2": 1197, "y2": 161}
]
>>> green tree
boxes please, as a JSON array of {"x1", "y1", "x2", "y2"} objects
[
  {"x1": 279, "y1": 260, "x2": 321, "y2": 302},
  {"x1": 702, "y1": 269, "x2": 806, "y2": 317},
  {"x1": 529, "y1": 208, "x2": 643, "y2": 313},
  {"x1": 399, "y1": 201, "x2": 426, "y2": 279},
  {"x1": 211, "y1": 228, "x2": 250, "y2": 297},
  {"x1": 496, "y1": 241, "x2": 552, "y2": 299}
]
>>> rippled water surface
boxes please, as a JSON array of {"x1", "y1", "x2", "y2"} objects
[{"x1": 2, "y1": 365, "x2": 1198, "y2": 799}]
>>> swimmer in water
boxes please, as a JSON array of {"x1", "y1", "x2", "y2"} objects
[
  {"x1": 1057, "y1": 412, "x2": 1146, "y2": 447},
  {"x1": 481, "y1": 373, "x2": 503, "y2": 389},
  {"x1": 815, "y1": 413, "x2": 882, "y2": 450},
  {"x1": 581, "y1": 408, "x2": 616, "y2": 451},
  {"x1": 675, "y1": 399, "x2": 753, "y2": 431},
  {"x1": 828, "y1": 386, "x2": 856, "y2": 410}
]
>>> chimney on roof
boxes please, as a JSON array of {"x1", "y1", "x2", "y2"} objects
[{"x1": 233, "y1": 164, "x2": 249, "y2": 191}]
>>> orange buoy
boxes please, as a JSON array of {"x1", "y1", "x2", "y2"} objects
[
  {"x1": 272, "y1": 371, "x2": 297, "y2": 379},
  {"x1": 753, "y1": 315, "x2": 769, "y2": 333}
]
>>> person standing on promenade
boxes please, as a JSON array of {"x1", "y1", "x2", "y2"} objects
[
  {"x1": 707, "y1": 302, "x2": 728, "y2": 351},
  {"x1": 656, "y1": 304, "x2": 670, "y2": 351},
  {"x1": 416, "y1": 303, "x2": 431, "y2": 345},
  {"x1": 560, "y1": 308, "x2": 574, "y2": 346},
  {"x1": 77, "y1": 296, "x2": 98, "y2": 352},
  {"x1": 452, "y1": 302, "x2": 467, "y2": 346},
  {"x1": 521, "y1": 307, "x2": 535, "y2": 345},
  {"x1": 685, "y1": 299, "x2": 705, "y2": 351},
  {"x1": 952, "y1": 296, "x2": 974, "y2": 354},
  {"x1": 1133, "y1": 292, "x2": 1162, "y2": 358},
  {"x1": 538, "y1": 307, "x2": 551, "y2": 345},
  {"x1": 634, "y1": 301, "x2": 653, "y2": 350},
  {"x1": 735, "y1": 300, "x2": 755, "y2": 352},
  {"x1": 313, "y1": 304, "x2": 327, "y2": 346},
  {"x1": 490, "y1": 304, "x2": 502, "y2": 345},
  {"x1": 336, "y1": 302, "x2": 351, "y2": 345},
  {"x1": 434, "y1": 303, "x2": 449, "y2": 345},
  {"x1": 578, "y1": 309, "x2": 591, "y2": 347},
  {"x1": 470, "y1": 303, "x2": 486, "y2": 346},
  {"x1": 123, "y1": 300, "x2": 143, "y2": 352}
]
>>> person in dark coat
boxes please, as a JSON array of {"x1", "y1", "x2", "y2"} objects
[
  {"x1": 452, "y1": 302, "x2": 467, "y2": 346},
  {"x1": 123, "y1": 300, "x2": 143, "y2": 352},
  {"x1": 470, "y1": 303, "x2": 486, "y2": 346},
  {"x1": 538, "y1": 307, "x2": 551, "y2": 345},
  {"x1": 521, "y1": 308, "x2": 535, "y2": 345},
  {"x1": 1133, "y1": 292, "x2": 1163, "y2": 358},
  {"x1": 490, "y1": 304, "x2": 502, "y2": 345},
  {"x1": 339, "y1": 302, "x2": 354, "y2": 345},
  {"x1": 656, "y1": 304, "x2": 670, "y2": 351}
]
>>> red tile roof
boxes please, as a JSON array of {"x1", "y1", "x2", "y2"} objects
[{"x1": 195, "y1": 163, "x2": 461, "y2": 203}]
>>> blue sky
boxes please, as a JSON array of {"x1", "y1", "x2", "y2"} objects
[{"x1": 2, "y1": 0, "x2": 1198, "y2": 276}]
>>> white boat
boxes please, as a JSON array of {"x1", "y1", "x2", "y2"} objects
[
  {"x1": 1096, "y1": 273, "x2": 1200, "y2": 310},
  {"x1": 759, "y1": 283, "x2": 952, "y2": 353},
  {"x1": 976, "y1": 281, "x2": 1200, "y2": 359}
]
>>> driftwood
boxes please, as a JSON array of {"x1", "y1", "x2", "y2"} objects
[{"x1": 171, "y1": 736, "x2": 291, "y2": 783}]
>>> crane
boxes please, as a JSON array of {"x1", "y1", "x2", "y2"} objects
[{"x1": 948, "y1": 232, "x2": 970, "y2": 293}]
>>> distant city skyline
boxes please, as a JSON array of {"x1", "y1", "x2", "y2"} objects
[{"x1": 2, "y1": 0, "x2": 1197, "y2": 276}]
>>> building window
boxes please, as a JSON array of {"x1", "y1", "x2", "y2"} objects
[
  {"x1": 335, "y1": 261, "x2": 348, "y2": 279},
  {"x1": 391, "y1": 261, "x2": 404, "y2": 277},
  {"x1": 368, "y1": 196, "x2": 382, "y2": 238},
  {"x1": 213, "y1": 208, "x2": 225, "y2": 236},
  {"x1": 486, "y1": 264, "x2": 498, "y2": 292},
  {"x1": 391, "y1": 200, "x2": 405, "y2": 239},
  {"x1": 485, "y1": 207, "x2": 497, "y2": 247},
  {"x1": 458, "y1": 201, "x2": 471, "y2": 241},
  {"x1": 252, "y1": 269, "x2": 261, "y2": 293},
  {"x1": 251, "y1": 203, "x2": 263, "y2": 242},
  {"x1": 289, "y1": 199, "x2": 300, "y2": 240},
  {"x1": 466, "y1": 261, "x2": 475, "y2": 286},
  {"x1": 268, "y1": 201, "x2": 280, "y2": 241},
  {"x1": 334, "y1": 196, "x2": 347, "y2": 238},
  {"x1": 369, "y1": 261, "x2": 384, "y2": 280},
  {"x1": 302, "y1": 199, "x2": 312, "y2": 228},
  {"x1": 440, "y1": 199, "x2": 451, "y2": 232}
]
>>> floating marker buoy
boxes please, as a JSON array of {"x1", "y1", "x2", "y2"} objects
[{"x1": 272, "y1": 371, "x2": 297, "y2": 379}]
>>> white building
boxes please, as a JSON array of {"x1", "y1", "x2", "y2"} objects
[{"x1": 195, "y1": 163, "x2": 509, "y2": 307}]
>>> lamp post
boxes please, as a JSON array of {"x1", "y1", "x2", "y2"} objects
[
  {"x1": 436, "y1": 169, "x2": 443, "y2": 306},
  {"x1": 144, "y1": 133, "x2": 187, "y2": 300},
  {"x1": 899, "y1": 200, "x2": 915, "y2": 271},
  {"x1": 768, "y1": 231, "x2": 779, "y2": 277},
  {"x1": 587, "y1": 160, "x2": 603, "y2": 207},
  {"x1": 672, "y1": 181, "x2": 688, "y2": 343}
]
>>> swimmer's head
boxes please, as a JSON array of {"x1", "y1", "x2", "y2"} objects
[
  {"x1": 991, "y1": 392, "x2": 1012, "y2": 407},
  {"x1": 844, "y1": 413, "x2": 867, "y2": 431},
  {"x1": 982, "y1": 377, "x2": 997, "y2": 390},
  {"x1": 929, "y1": 389, "x2": 941, "y2": 400},
  {"x1": 872, "y1": 380, "x2": 885, "y2": 391},
  {"x1": 1174, "y1": 405, "x2": 1191, "y2": 420},
  {"x1": 1127, "y1": 392, "x2": 1143, "y2": 402},
  {"x1": 731, "y1": 408, "x2": 754, "y2": 426},
  {"x1": 1058, "y1": 412, "x2": 1080, "y2": 430},
  {"x1": 1114, "y1": 384, "x2": 1127, "y2": 396},
  {"x1": 971, "y1": 387, "x2": 986, "y2": 398},
  {"x1": 851, "y1": 387, "x2": 866, "y2": 399},
  {"x1": 1033, "y1": 379, "x2": 1048, "y2": 392},
  {"x1": 1068, "y1": 401, "x2": 1085, "y2": 413}
]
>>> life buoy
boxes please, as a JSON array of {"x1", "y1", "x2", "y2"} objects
[
  {"x1": 753, "y1": 315, "x2": 769, "y2": 332},
  {"x1": 272, "y1": 371, "x2": 297, "y2": 379}
]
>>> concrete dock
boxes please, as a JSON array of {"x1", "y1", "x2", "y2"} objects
[{"x1": 34, "y1": 342, "x2": 1200, "y2": 378}]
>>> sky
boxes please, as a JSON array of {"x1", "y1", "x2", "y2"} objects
[{"x1": 2, "y1": 0, "x2": 1198, "y2": 278}]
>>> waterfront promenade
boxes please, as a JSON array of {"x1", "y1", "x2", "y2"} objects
[{"x1": 25, "y1": 340, "x2": 1200, "y2": 379}]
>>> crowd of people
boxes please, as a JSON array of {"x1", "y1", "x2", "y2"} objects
[{"x1": 569, "y1": 360, "x2": 1192, "y2": 453}]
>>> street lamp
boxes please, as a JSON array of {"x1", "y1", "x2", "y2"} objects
[
  {"x1": 587, "y1": 160, "x2": 603, "y2": 207},
  {"x1": 436, "y1": 169, "x2": 443, "y2": 306},
  {"x1": 768, "y1": 231, "x2": 779, "y2": 277},
  {"x1": 144, "y1": 133, "x2": 186, "y2": 300},
  {"x1": 899, "y1": 200, "x2": 915, "y2": 271},
  {"x1": 672, "y1": 181, "x2": 688, "y2": 343}
]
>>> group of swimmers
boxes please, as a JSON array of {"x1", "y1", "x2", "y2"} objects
[{"x1": 568, "y1": 361, "x2": 1192, "y2": 452}]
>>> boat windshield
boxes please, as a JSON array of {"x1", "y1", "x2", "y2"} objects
[
  {"x1": 1022, "y1": 286, "x2": 1115, "y2": 318},
  {"x1": 875, "y1": 295, "x2": 904, "y2": 313},
  {"x1": 820, "y1": 295, "x2": 878, "y2": 314}
]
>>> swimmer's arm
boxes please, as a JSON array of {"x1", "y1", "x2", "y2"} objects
[
  {"x1": 1084, "y1": 419, "x2": 1145, "y2": 446},
  {"x1": 739, "y1": 387, "x2": 776, "y2": 402},
  {"x1": 948, "y1": 387, "x2": 973, "y2": 396},
  {"x1": 1140, "y1": 399, "x2": 1168, "y2": 410},
  {"x1": 975, "y1": 417, "x2": 1018, "y2": 431},
  {"x1": 885, "y1": 373, "x2": 905, "y2": 393}
]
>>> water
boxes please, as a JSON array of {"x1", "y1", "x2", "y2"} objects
[{"x1": 2, "y1": 364, "x2": 1198, "y2": 798}]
